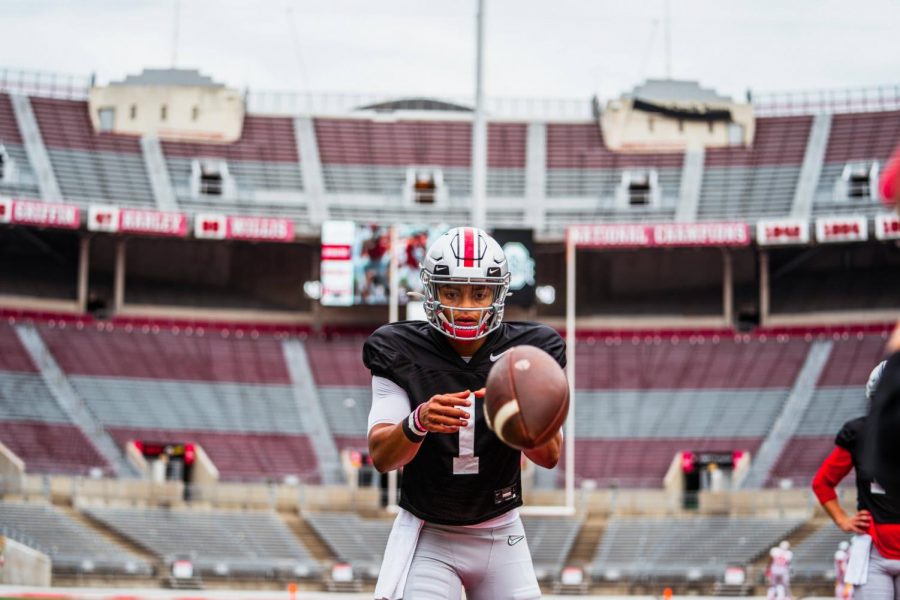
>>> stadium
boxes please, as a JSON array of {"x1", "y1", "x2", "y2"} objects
[{"x1": 1, "y1": 2, "x2": 900, "y2": 599}]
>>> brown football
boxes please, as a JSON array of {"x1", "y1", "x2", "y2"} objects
[{"x1": 484, "y1": 345, "x2": 569, "y2": 450}]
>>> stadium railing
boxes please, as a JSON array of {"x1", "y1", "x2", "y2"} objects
[{"x1": 3, "y1": 64, "x2": 896, "y2": 119}]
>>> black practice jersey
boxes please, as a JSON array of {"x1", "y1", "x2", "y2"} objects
[
  {"x1": 363, "y1": 320, "x2": 566, "y2": 525},
  {"x1": 864, "y1": 351, "x2": 900, "y2": 497},
  {"x1": 836, "y1": 416, "x2": 900, "y2": 524}
]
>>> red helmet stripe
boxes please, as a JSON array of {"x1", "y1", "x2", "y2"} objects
[{"x1": 463, "y1": 228, "x2": 475, "y2": 267}]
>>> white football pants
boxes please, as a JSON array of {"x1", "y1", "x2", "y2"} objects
[{"x1": 403, "y1": 517, "x2": 541, "y2": 600}]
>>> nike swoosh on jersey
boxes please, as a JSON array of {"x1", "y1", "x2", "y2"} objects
[
  {"x1": 507, "y1": 535, "x2": 525, "y2": 546},
  {"x1": 490, "y1": 349, "x2": 510, "y2": 362}
]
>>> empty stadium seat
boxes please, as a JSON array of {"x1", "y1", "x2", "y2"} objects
[
  {"x1": 591, "y1": 516, "x2": 804, "y2": 580},
  {"x1": 38, "y1": 323, "x2": 292, "y2": 383},
  {"x1": 522, "y1": 516, "x2": 583, "y2": 581},
  {"x1": 0, "y1": 502, "x2": 151, "y2": 575},
  {"x1": 29, "y1": 97, "x2": 156, "y2": 208},
  {"x1": 0, "y1": 93, "x2": 40, "y2": 197},
  {"x1": 575, "y1": 336, "x2": 809, "y2": 390},
  {"x1": 162, "y1": 115, "x2": 308, "y2": 222},
  {"x1": 814, "y1": 110, "x2": 900, "y2": 215},
  {"x1": 314, "y1": 118, "x2": 526, "y2": 196},
  {"x1": 86, "y1": 506, "x2": 319, "y2": 578},
  {"x1": 305, "y1": 512, "x2": 390, "y2": 578},
  {"x1": 30, "y1": 323, "x2": 320, "y2": 482},
  {"x1": 317, "y1": 386, "x2": 370, "y2": 453},
  {"x1": 769, "y1": 333, "x2": 887, "y2": 486},
  {"x1": 0, "y1": 326, "x2": 112, "y2": 474},
  {"x1": 544, "y1": 122, "x2": 682, "y2": 230},
  {"x1": 571, "y1": 438, "x2": 762, "y2": 488},
  {"x1": 792, "y1": 524, "x2": 853, "y2": 579},
  {"x1": 698, "y1": 116, "x2": 812, "y2": 220},
  {"x1": 0, "y1": 421, "x2": 111, "y2": 476},
  {"x1": 0, "y1": 322, "x2": 37, "y2": 372}
]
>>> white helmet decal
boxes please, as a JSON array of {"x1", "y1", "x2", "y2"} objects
[{"x1": 420, "y1": 227, "x2": 510, "y2": 341}]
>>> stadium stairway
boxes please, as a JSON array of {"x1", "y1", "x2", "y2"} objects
[
  {"x1": 14, "y1": 323, "x2": 136, "y2": 477},
  {"x1": 674, "y1": 146, "x2": 705, "y2": 222},
  {"x1": 740, "y1": 340, "x2": 833, "y2": 489},
  {"x1": 790, "y1": 113, "x2": 832, "y2": 218},
  {"x1": 293, "y1": 116, "x2": 328, "y2": 225},
  {"x1": 565, "y1": 516, "x2": 607, "y2": 568},
  {"x1": 280, "y1": 511, "x2": 336, "y2": 564},
  {"x1": 57, "y1": 504, "x2": 162, "y2": 571},
  {"x1": 747, "y1": 519, "x2": 822, "y2": 580},
  {"x1": 139, "y1": 135, "x2": 179, "y2": 212},
  {"x1": 8, "y1": 93, "x2": 63, "y2": 201},
  {"x1": 792, "y1": 520, "x2": 854, "y2": 579},
  {"x1": 282, "y1": 339, "x2": 343, "y2": 484}
]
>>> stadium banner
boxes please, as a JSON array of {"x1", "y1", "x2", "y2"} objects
[
  {"x1": 88, "y1": 205, "x2": 188, "y2": 237},
  {"x1": 194, "y1": 214, "x2": 294, "y2": 242},
  {"x1": 119, "y1": 208, "x2": 187, "y2": 237},
  {"x1": 756, "y1": 218, "x2": 810, "y2": 246},
  {"x1": 874, "y1": 213, "x2": 900, "y2": 240},
  {"x1": 353, "y1": 223, "x2": 449, "y2": 305},
  {"x1": 320, "y1": 220, "x2": 356, "y2": 306},
  {"x1": 194, "y1": 214, "x2": 227, "y2": 240},
  {"x1": 568, "y1": 222, "x2": 750, "y2": 248},
  {"x1": 815, "y1": 215, "x2": 868, "y2": 243},
  {"x1": 0, "y1": 197, "x2": 80, "y2": 229},
  {"x1": 491, "y1": 228, "x2": 536, "y2": 308},
  {"x1": 88, "y1": 205, "x2": 120, "y2": 232}
]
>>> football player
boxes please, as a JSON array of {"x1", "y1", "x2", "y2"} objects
[
  {"x1": 364, "y1": 227, "x2": 565, "y2": 600},
  {"x1": 813, "y1": 359, "x2": 900, "y2": 600},
  {"x1": 835, "y1": 540, "x2": 853, "y2": 600},
  {"x1": 767, "y1": 540, "x2": 794, "y2": 600}
]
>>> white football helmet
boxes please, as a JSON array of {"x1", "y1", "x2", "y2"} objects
[
  {"x1": 866, "y1": 360, "x2": 887, "y2": 401},
  {"x1": 420, "y1": 227, "x2": 510, "y2": 340}
]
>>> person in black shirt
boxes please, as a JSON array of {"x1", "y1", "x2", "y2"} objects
[
  {"x1": 865, "y1": 323, "x2": 900, "y2": 499},
  {"x1": 365, "y1": 227, "x2": 564, "y2": 600}
]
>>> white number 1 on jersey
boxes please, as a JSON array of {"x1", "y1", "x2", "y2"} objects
[{"x1": 452, "y1": 392, "x2": 479, "y2": 475}]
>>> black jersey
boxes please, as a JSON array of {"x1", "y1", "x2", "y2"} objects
[
  {"x1": 864, "y1": 351, "x2": 900, "y2": 497},
  {"x1": 363, "y1": 320, "x2": 566, "y2": 526},
  {"x1": 836, "y1": 416, "x2": 900, "y2": 524}
]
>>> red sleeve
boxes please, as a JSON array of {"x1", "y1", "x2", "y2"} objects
[{"x1": 812, "y1": 446, "x2": 854, "y2": 504}]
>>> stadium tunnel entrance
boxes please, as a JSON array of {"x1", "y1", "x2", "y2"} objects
[{"x1": 666, "y1": 450, "x2": 751, "y2": 509}]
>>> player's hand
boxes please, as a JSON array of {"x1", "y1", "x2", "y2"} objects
[
  {"x1": 839, "y1": 510, "x2": 871, "y2": 534},
  {"x1": 418, "y1": 390, "x2": 472, "y2": 434}
]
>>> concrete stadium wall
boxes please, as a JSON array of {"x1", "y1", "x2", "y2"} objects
[
  {"x1": 4, "y1": 471, "x2": 828, "y2": 517},
  {"x1": 0, "y1": 441, "x2": 25, "y2": 492},
  {"x1": 0, "y1": 537, "x2": 51, "y2": 586}
]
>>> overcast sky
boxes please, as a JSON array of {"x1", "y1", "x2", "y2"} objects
[{"x1": 1, "y1": 0, "x2": 897, "y2": 102}]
